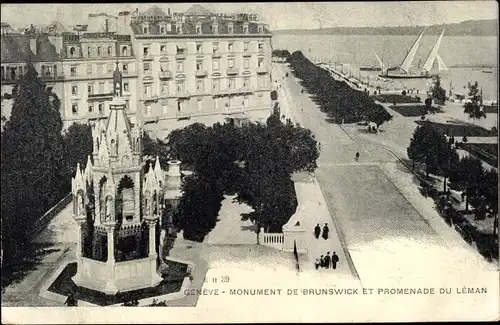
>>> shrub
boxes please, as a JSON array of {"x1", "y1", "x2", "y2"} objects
[{"x1": 402, "y1": 90, "x2": 407, "y2": 96}]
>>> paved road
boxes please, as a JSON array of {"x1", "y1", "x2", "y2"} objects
[{"x1": 273, "y1": 62, "x2": 497, "y2": 286}]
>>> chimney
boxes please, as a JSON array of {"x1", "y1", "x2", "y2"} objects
[
  {"x1": 29, "y1": 38, "x2": 37, "y2": 55},
  {"x1": 105, "y1": 18, "x2": 109, "y2": 33},
  {"x1": 168, "y1": 8, "x2": 171, "y2": 15}
]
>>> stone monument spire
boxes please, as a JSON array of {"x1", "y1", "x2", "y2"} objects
[{"x1": 113, "y1": 59, "x2": 122, "y2": 97}]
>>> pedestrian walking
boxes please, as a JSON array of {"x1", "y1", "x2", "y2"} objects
[
  {"x1": 314, "y1": 223, "x2": 321, "y2": 239},
  {"x1": 320, "y1": 255, "x2": 325, "y2": 268},
  {"x1": 324, "y1": 252, "x2": 331, "y2": 269},
  {"x1": 331, "y1": 252, "x2": 339, "y2": 269},
  {"x1": 315, "y1": 257, "x2": 320, "y2": 270},
  {"x1": 355, "y1": 151, "x2": 360, "y2": 162},
  {"x1": 322, "y1": 223, "x2": 329, "y2": 240}
]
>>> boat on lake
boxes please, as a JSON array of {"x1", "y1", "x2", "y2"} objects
[
  {"x1": 379, "y1": 29, "x2": 449, "y2": 79},
  {"x1": 360, "y1": 51, "x2": 398, "y2": 71}
]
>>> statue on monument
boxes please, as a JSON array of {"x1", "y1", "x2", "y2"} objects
[
  {"x1": 78, "y1": 194, "x2": 84, "y2": 216},
  {"x1": 105, "y1": 196, "x2": 113, "y2": 222}
]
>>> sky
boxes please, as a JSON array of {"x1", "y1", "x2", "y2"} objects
[{"x1": 0, "y1": 2, "x2": 498, "y2": 30}]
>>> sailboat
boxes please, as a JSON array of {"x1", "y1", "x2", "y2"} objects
[
  {"x1": 380, "y1": 29, "x2": 448, "y2": 79},
  {"x1": 360, "y1": 51, "x2": 398, "y2": 71}
]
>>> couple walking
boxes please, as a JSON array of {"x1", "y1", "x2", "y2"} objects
[
  {"x1": 314, "y1": 223, "x2": 329, "y2": 240},
  {"x1": 315, "y1": 252, "x2": 340, "y2": 270}
]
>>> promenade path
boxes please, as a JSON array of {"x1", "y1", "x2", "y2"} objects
[{"x1": 272, "y1": 62, "x2": 498, "y2": 290}]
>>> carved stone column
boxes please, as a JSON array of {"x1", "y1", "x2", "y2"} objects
[
  {"x1": 105, "y1": 223, "x2": 116, "y2": 264},
  {"x1": 146, "y1": 220, "x2": 157, "y2": 257}
]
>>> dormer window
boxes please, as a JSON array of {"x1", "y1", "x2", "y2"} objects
[
  {"x1": 122, "y1": 46, "x2": 128, "y2": 56},
  {"x1": 167, "y1": 23, "x2": 172, "y2": 32},
  {"x1": 142, "y1": 22, "x2": 150, "y2": 34},
  {"x1": 258, "y1": 24, "x2": 264, "y2": 33},
  {"x1": 159, "y1": 23, "x2": 166, "y2": 34},
  {"x1": 97, "y1": 46, "x2": 101, "y2": 56},
  {"x1": 88, "y1": 47, "x2": 92, "y2": 57},
  {"x1": 176, "y1": 22, "x2": 182, "y2": 33},
  {"x1": 212, "y1": 24, "x2": 218, "y2": 34},
  {"x1": 228, "y1": 24, "x2": 234, "y2": 34},
  {"x1": 228, "y1": 42, "x2": 234, "y2": 53},
  {"x1": 107, "y1": 46, "x2": 113, "y2": 56},
  {"x1": 196, "y1": 24, "x2": 202, "y2": 34},
  {"x1": 243, "y1": 23, "x2": 249, "y2": 34}
]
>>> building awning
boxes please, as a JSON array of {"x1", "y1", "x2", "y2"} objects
[{"x1": 176, "y1": 43, "x2": 187, "y2": 50}]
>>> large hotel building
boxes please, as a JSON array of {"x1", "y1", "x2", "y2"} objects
[{"x1": 1, "y1": 5, "x2": 273, "y2": 132}]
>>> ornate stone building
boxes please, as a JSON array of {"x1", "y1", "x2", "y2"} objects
[{"x1": 70, "y1": 63, "x2": 180, "y2": 294}]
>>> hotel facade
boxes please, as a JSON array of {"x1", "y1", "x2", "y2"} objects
[{"x1": 1, "y1": 5, "x2": 274, "y2": 130}]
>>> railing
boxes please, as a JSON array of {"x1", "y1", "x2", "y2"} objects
[
  {"x1": 227, "y1": 67, "x2": 239, "y2": 75},
  {"x1": 88, "y1": 92, "x2": 114, "y2": 99},
  {"x1": 30, "y1": 193, "x2": 72, "y2": 237},
  {"x1": 195, "y1": 70, "x2": 208, "y2": 77},
  {"x1": 158, "y1": 71, "x2": 173, "y2": 79},
  {"x1": 260, "y1": 232, "x2": 284, "y2": 250},
  {"x1": 175, "y1": 53, "x2": 186, "y2": 60}
]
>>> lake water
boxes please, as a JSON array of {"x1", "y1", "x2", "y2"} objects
[{"x1": 273, "y1": 34, "x2": 498, "y2": 101}]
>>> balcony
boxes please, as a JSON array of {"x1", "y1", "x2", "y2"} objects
[
  {"x1": 40, "y1": 73, "x2": 65, "y2": 82},
  {"x1": 195, "y1": 70, "x2": 208, "y2": 77},
  {"x1": 142, "y1": 55, "x2": 153, "y2": 61},
  {"x1": 242, "y1": 52, "x2": 252, "y2": 58},
  {"x1": 158, "y1": 71, "x2": 173, "y2": 80},
  {"x1": 226, "y1": 67, "x2": 239, "y2": 76},
  {"x1": 212, "y1": 52, "x2": 222, "y2": 58},
  {"x1": 143, "y1": 94, "x2": 158, "y2": 102},
  {"x1": 257, "y1": 66, "x2": 268, "y2": 74},
  {"x1": 176, "y1": 111, "x2": 191, "y2": 121},
  {"x1": 175, "y1": 52, "x2": 186, "y2": 60},
  {"x1": 88, "y1": 92, "x2": 114, "y2": 100},
  {"x1": 176, "y1": 91, "x2": 190, "y2": 99}
]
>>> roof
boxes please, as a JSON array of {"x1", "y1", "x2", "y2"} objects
[
  {"x1": 185, "y1": 4, "x2": 213, "y2": 16},
  {"x1": 1, "y1": 34, "x2": 61, "y2": 63},
  {"x1": 143, "y1": 5, "x2": 167, "y2": 17}
]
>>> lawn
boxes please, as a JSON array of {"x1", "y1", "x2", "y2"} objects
[
  {"x1": 48, "y1": 261, "x2": 187, "y2": 306},
  {"x1": 457, "y1": 143, "x2": 498, "y2": 167},
  {"x1": 414, "y1": 120, "x2": 498, "y2": 137},
  {"x1": 372, "y1": 94, "x2": 422, "y2": 104},
  {"x1": 389, "y1": 105, "x2": 440, "y2": 117}
]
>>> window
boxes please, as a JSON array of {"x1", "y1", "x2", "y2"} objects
[
  {"x1": 71, "y1": 66, "x2": 77, "y2": 76},
  {"x1": 243, "y1": 25, "x2": 248, "y2": 33},
  {"x1": 143, "y1": 62, "x2": 151, "y2": 73},
  {"x1": 160, "y1": 25, "x2": 166, "y2": 34},
  {"x1": 69, "y1": 47, "x2": 76, "y2": 57},
  {"x1": 258, "y1": 58, "x2": 264, "y2": 67},
  {"x1": 142, "y1": 23, "x2": 149, "y2": 34},
  {"x1": 72, "y1": 103, "x2": 78, "y2": 115},
  {"x1": 228, "y1": 79, "x2": 234, "y2": 89},
  {"x1": 176, "y1": 80, "x2": 184, "y2": 93},
  {"x1": 244, "y1": 42, "x2": 249, "y2": 52},
  {"x1": 160, "y1": 62, "x2": 169, "y2": 72},
  {"x1": 176, "y1": 45, "x2": 185, "y2": 54},
  {"x1": 143, "y1": 47, "x2": 149, "y2": 56},
  {"x1": 88, "y1": 84, "x2": 94, "y2": 95},
  {"x1": 243, "y1": 77, "x2": 250, "y2": 88},
  {"x1": 108, "y1": 46, "x2": 113, "y2": 56},
  {"x1": 97, "y1": 46, "x2": 101, "y2": 56},
  {"x1": 87, "y1": 64, "x2": 92, "y2": 75},
  {"x1": 228, "y1": 59, "x2": 234, "y2": 68},
  {"x1": 71, "y1": 85, "x2": 78, "y2": 95},
  {"x1": 99, "y1": 64, "x2": 106, "y2": 74},
  {"x1": 196, "y1": 25, "x2": 201, "y2": 34},
  {"x1": 144, "y1": 84, "x2": 151, "y2": 96},
  {"x1": 212, "y1": 59, "x2": 219, "y2": 71},
  {"x1": 107, "y1": 63, "x2": 113, "y2": 72},
  {"x1": 176, "y1": 61, "x2": 183, "y2": 72},
  {"x1": 196, "y1": 60, "x2": 203, "y2": 71},
  {"x1": 258, "y1": 75, "x2": 266, "y2": 88},
  {"x1": 212, "y1": 42, "x2": 219, "y2": 53},
  {"x1": 123, "y1": 64, "x2": 128, "y2": 72},
  {"x1": 88, "y1": 47, "x2": 92, "y2": 57},
  {"x1": 228, "y1": 25, "x2": 233, "y2": 34},
  {"x1": 122, "y1": 46, "x2": 128, "y2": 56},
  {"x1": 145, "y1": 103, "x2": 152, "y2": 116},
  {"x1": 196, "y1": 79, "x2": 204, "y2": 92},
  {"x1": 228, "y1": 43, "x2": 234, "y2": 52},
  {"x1": 98, "y1": 102, "x2": 104, "y2": 113},
  {"x1": 244, "y1": 58, "x2": 249, "y2": 69},
  {"x1": 123, "y1": 81, "x2": 129, "y2": 92},
  {"x1": 211, "y1": 25, "x2": 217, "y2": 34},
  {"x1": 161, "y1": 103, "x2": 168, "y2": 115},
  {"x1": 98, "y1": 82, "x2": 105, "y2": 94},
  {"x1": 196, "y1": 43, "x2": 202, "y2": 54},
  {"x1": 197, "y1": 98, "x2": 203, "y2": 111},
  {"x1": 166, "y1": 23, "x2": 172, "y2": 32},
  {"x1": 88, "y1": 104, "x2": 94, "y2": 113},
  {"x1": 160, "y1": 45, "x2": 167, "y2": 54},
  {"x1": 258, "y1": 43, "x2": 264, "y2": 52},
  {"x1": 258, "y1": 25, "x2": 263, "y2": 33},
  {"x1": 212, "y1": 78, "x2": 220, "y2": 91},
  {"x1": 176, "y1": 24, "x2": 181, "y2": 33},
  {"x1": 160, "y1": 81, "x2": 168, "y2": 93}
]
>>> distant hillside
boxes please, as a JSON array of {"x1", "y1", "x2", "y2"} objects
[{"x1": 273, "y1": 19, "x2": 498, "y2": 36}]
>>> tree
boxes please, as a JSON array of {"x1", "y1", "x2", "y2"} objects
[
  {"x1": 59, "y1": 123, "x2": 93, "y2": 192},
  {"x1": 436, "y1": 139, "x2": 459, "y2": 193},
  {"x1": 429, "y1": 74, "x2": 447, "y2": 104},
  {"x1": 478, "y1": 169, "x2": 498, "y2": 230},
  {"x1": 463, "y1": 81, "x2": 486, "y2": 124},
  {"x1": 1, "y1": 63, "x2": 64, "y2": 282},
  {"x1": 449, "y1": 156, "x2": 485, "y2": 212},
  {"x1": 407, "y1": 123, "x2": 443, "y2": 175}
]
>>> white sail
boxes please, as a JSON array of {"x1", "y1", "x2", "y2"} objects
[
  {"x1": 436, "y1": 53, "x2": 448, "y2": 71},
  {"x1": 373, "y1": 50, "x2": 386, "y2": 71},
  {"x1": 422, "y1": 29, "x2": 445, "y2": 72},
  {"x1": 400, "y1": 29, "x2": 426, "y2": 74}
]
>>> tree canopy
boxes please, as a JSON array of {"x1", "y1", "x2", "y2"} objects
[{"x1": 463, "y1": 81, "x2": 486, "y2": 121}]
